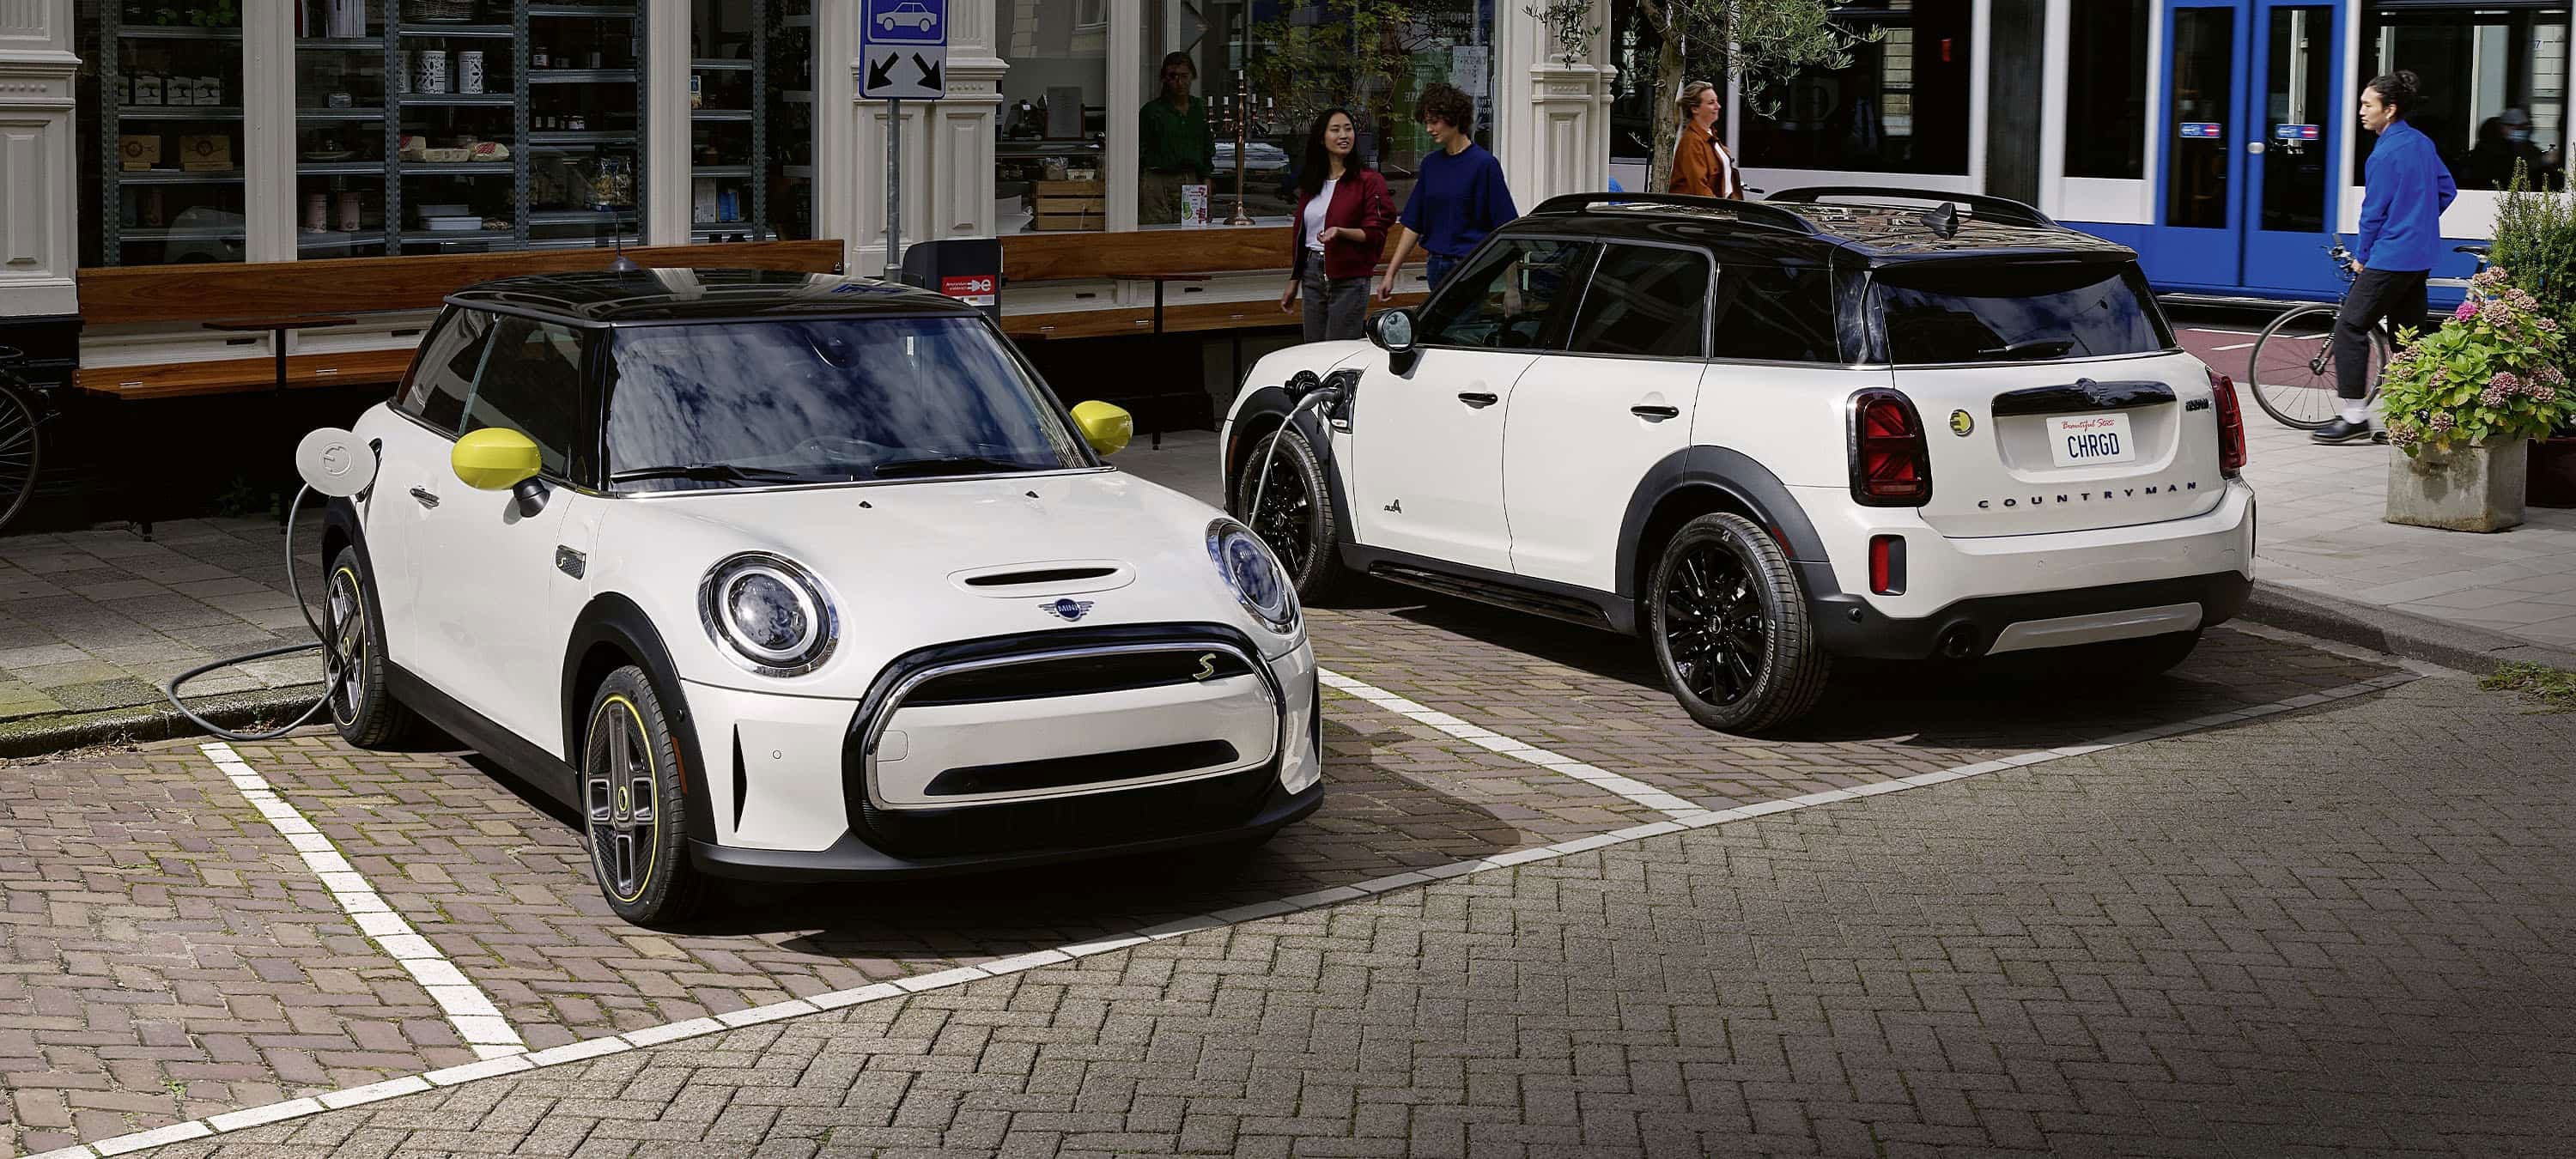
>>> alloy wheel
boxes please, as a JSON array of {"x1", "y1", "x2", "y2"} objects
[
  {"x1": 586, "y1": 701, "x2": 660, "y2": 905},
  {"x1": 325, "y1": 569, "x2": 368, "y2": 725},
  {"x1": 1247, "y1": 440, "x2": 1315, "y2": 578},
  {"x1": 1662, "y1": 543, "x2": 1768, "y2": 707}
]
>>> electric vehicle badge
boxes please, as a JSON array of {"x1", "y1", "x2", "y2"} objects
[{"x1": 1042, "y1": 598, "x2": 1095, "y2": 622}]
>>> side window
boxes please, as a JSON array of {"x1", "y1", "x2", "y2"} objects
[
  {"x1": 1416, "y1": 239, "x2": 1595, "y2": 351},
  {"x1": 464, "y1": 316, "x2": 584, "y2": 477},
  {"x1": 1564, "y1": 246, "x2": 1710, "y2": 358},
  {"x1": 1709, "y1": 262, "x2": 1842, "y2": 363},
  {"x1": 398, "y1": 308, "x2": 495, "y2": 434}
]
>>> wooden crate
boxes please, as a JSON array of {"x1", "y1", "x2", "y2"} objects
[{"x1": 1033, "y1": 179, "x2": 1104, "y2": 231}]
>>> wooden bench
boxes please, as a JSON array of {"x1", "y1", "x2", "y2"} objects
[{"x1": 75, "y1": 239, "x2": 846, "y2": 401}]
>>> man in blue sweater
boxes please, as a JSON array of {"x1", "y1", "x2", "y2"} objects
[
  {"x1": 2325, "y1": 70, "x2": 2458, "y2": 445},
  {"x1": 1376, "y1": 82, "x2": 1519, "y2": 300}
]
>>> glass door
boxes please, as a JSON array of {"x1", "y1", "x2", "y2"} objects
[
  {"x1": 2153, "y1": 0, "x2": 2246, "y2": 288},
  {"x1": 2242, "y1": 3, "x2": 2345, "y2": 296}
]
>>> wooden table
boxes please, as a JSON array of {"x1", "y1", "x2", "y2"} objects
[{"x1": 1130, "y1": 274, "x2": 1212, "y2": 450}]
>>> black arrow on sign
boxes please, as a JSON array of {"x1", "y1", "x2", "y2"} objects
[
  {"x1": 912, "y1": 52, "x2": 942, "y2": 91},
  {"x1": 866, "y1": 52, "x2": 900, "y2": 92}
]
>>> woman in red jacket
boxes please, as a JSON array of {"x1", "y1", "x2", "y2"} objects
[{"x1": 1278, "y1": 107, "x2": 1393, "y2": 343}]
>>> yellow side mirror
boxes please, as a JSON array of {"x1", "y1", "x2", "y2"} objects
[
  {"x1": 452, "y1": 427, "x2": 543, "y2": 490},
  {"x1": 1071, "y1": 400, "x2": 1133, "y2": 457}
]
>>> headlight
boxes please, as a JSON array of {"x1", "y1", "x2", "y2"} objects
[
  {"x1": 1206, "y1": 519, "x2": 1298, "y2": 634},
  {"x1": 698, "y1": 552, "x2": 838, "y2": 676}
]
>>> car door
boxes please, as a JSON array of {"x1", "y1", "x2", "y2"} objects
[
  {"x1": 1349, "y1": 236, "x2": 1593, "y2": 573},
  {"x1": 1504, "y1": 243, "x2": 1712, "y2": 592},
  {"x1": 406, "y1": 313, "x2": 586, "y2": 748},
  {"x1": 369, "y1": 306, "x2": 496, "y2": 668}
]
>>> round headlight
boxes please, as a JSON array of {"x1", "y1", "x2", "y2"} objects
[
  {"x1": 699, "y1": 553, "x2": 837, "y2": 676},
  {"x1": 1206, "y1": 519, "x2": 1298, "y2": 634}
]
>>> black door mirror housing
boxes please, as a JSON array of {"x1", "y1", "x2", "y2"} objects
[{"x1": 1367, "y1": 307, "x2": 1417, "y2": 354}]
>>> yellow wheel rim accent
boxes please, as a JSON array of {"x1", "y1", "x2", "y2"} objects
[{"x1": 586, "y1": 694, "x2": 661, "y2": 905}]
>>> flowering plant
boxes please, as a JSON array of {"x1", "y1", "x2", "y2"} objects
[{"x1": 2379, "y1": 266, "x2": 2576, "y2": 455}]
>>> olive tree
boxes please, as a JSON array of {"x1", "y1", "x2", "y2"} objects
[{"x1": 1625, "y1": 0, "x2": 1874, "y2": 191}]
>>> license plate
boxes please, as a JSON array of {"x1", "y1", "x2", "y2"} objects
[{"x1": 2046, "y1": 413, "x2": 2136, "y2": 467}]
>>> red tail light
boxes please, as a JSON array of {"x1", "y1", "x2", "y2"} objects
[
  {"x1": 1848, "y1": 389, "x2": 1931, "y2": 506},
  {"x1": 1868, "y1": 534, "x2": 1906, "y2": 595},
  {"x1": 2208, "y1": 367, "x2": 2247, "y2": 477}
]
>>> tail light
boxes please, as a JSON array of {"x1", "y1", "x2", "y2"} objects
[
  {"x1": 1868, "y1": 534, "x2": 1906, "y2": 595},
  {"x1": 2208, "y1": 367, "x2": 2247, "y2": 477},
  {"x1": 1848, "y1": 389, "x2": 1931, "y2": 506}
]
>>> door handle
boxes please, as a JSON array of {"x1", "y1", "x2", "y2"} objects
[
  {"x1": 1631, "y1": 404, "x2": 1680, "y2": 421},
  {"x1": 409, "y1": 486, "x2": 440, "y2": 509},
  {"x1": 1457, "y1": 391, "x2": 1498, "y2": 409}
]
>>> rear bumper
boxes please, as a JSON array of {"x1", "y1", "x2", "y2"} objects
[
  {"x1": 1813, "y1": 568, "x2": 2252, "y2": 660},
  {"x1": 689, "y1": 778, "x2": 1324, "y2": 882}
]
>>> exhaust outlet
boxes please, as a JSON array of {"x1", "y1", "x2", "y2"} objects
[{"x1": 1937, "y1": 625, "x2": 1978, "y2": 659}]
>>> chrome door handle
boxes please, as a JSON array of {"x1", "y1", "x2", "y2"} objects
[
  {"x1": 1457, "y1": 391, "x2": 1498, "y2": 409},
  {"x1": 1631, "y1": 404, "x2": 1680, "y2": 421},
  {"x1": 409, "y1": 486, "x2": 440, "y2": 508}
]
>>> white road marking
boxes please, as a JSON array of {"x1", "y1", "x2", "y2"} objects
[
  {"x1": 2184, "y1": 327, "x2": 2263, "y2": 337},
  {"x1": 1315, "y1": 667, "x2": 1708, "y2": 818},
  {"x1": 2212, "y1": 342, "x2": 2256, "y2": 351},
  {"x1": 199, "y1": 742, "x2": 528, "y2": 1058},
  {"x1": 51, "y1": 668, "x2": 2421, "y2": 1157}
]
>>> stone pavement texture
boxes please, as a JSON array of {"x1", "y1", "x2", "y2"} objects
[
  {"x1": 2175, "y1": 319, "x2": 2576, "y2": 651},
  {"x1": 137, "y1": 668, "x2": 2576, "y2": 1158}
]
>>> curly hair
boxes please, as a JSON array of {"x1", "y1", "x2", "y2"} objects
[
  {"x1": 1414, "y1": 82, "x2": 1474, "y2": 133},
  {"x1": 2366, "y1": 70, "x2": 2421, "y2": 118}
]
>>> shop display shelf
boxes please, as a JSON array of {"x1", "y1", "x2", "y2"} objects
[
  {"x1": 527, "y1": 4, "x2": 636, "y2": 18},
  {"x1": 398, "y1": 161, "x2": 517, "y2": 175},
  {"x1": 298, "y1": 161, "x2": 385, "y2": 175},
  {"x1": 118, "y1": 106, "x2": 245, "y2": 120},
  {"x1": 298, "y1": 108, "x2": 388, "y2": 120},
  {"x1": 693, "y1": 59, "x2": 752, "y2": 71},
  {"x1": 399, "y1": 94, "x2": 514, "y2": 106},
  {"x1": 116, "y1": 168, "x2": 246, "y2": 184},
  {"x1": 398, "y1": 24, "x2": 514, "y2": 37},
  {"x1": 121, "y1": 227, "x2": 246, "y2": 241},
  {"x1": 527, "y1": 130, "x2": 628, "y2": 145},
  {"x1": 529, "y1": 70, "x2": 637, "y2": 84},
  {"x1": 120, "y1": 26, "x2": 242, "y2": 39},
  {"x1": 692, "y1": 110, "x2": 754, "y2": 122},
  {"x1": 694, "y1": 165, "x2": 753, "y2": 178}
]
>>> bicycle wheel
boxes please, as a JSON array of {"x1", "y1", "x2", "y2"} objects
[
  {"x1": 0, "y1": 383, "x2": 37, "y2": 534},
  {"x1": 2246, "y1": 305, "x2": 2384, "y2": 430}
]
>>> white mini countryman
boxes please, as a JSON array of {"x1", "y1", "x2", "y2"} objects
[{"x1": 321, "y1": 270, "x2": 1323, "y2": 924}]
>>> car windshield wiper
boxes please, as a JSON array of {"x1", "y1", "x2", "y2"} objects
[
  {"x1": 609, "y1": 463, "x2": 823, "y2": 486},
  {"x1": 866, "y1": 454, "x2": 1039, "y2": 480},
  {"x1": 1976, "y1": 338, "x2": 2077, "y2": 361}
]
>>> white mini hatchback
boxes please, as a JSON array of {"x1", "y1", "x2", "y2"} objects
[{"x1": 322, "y1": 270, "x2": 1323, "y2": 925}]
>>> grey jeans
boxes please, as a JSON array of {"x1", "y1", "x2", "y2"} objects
[{"x1": 1301, "y1": 261, "x2": 1370, "y2": 343}]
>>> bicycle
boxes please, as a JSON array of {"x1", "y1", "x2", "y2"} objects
[
  {"x1": 0, "y1": 345, "x2": 45, "y2": 534},
  {"x1": 2244, "y1": 236, "x2": 2490, "y2": 430}
]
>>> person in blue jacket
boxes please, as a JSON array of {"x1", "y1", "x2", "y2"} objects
[
  {"x1": 1376, "y1": 82, "x2": 1518, "y2": 300},
  {"x1": 2325, "y1": 70, "x2": 2458, "y2": 445}
]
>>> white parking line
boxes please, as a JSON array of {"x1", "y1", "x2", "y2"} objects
[
  {"x1": 45, "y1": 669, "x2": 2421, "y2": 1159},
  {"x1": 1315, "y1": 667, "x2": 1709, "y2": 819},
  {"x1": 198, "y1": 742, "x2": 528, "y2": 1059},
  {"x1": 2212, "y1": 342, "x2": 2256, "y2": 351},
  {"x1": 2184, "y1": 327, "x2": 2263, "y2": 337}
]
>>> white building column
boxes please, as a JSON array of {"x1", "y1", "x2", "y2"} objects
[
  {"x1": 1495, "y1": 0, "x2": 1613, "y2": 208},
  {"x1": 938, "y1": 0, "x2": 1003, "y2": 243},
  {"x1": 0, "y1": 0, "x2": 81, "y2": 319},
  {"x1": 643, "y1": 0, "x2": 691, "y2": 246}
]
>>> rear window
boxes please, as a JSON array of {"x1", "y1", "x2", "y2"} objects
[{"x1": 1875, "y1": 263, "x2": 2171, "y2": 365}]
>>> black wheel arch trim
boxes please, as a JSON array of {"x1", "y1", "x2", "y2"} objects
[
  {"x1": 1225, "y1": 385, "x2": 1357, "y2": 540},
  {"x1": 320, "y1": 497, "x2": 386, "y2": 653},
  {"x1": 1618, "y1": 447, "x2": 1842, "y2": 600},
  {"x1": 562, "y1": 593, "x2": 718, "y2": 844}
]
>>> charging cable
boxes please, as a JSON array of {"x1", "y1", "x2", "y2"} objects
[
  {"x1": 1246, "y1": 377, "x2": 1346, "y2": 522},
  {"x1": 161, "y1": 483, "x2": 349, "y2": 743}
]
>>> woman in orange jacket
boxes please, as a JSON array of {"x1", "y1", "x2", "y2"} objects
[{"x1": 1668, "y1": 81, "x2": 1741, "y2": 199}]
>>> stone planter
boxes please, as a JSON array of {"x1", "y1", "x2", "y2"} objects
[
  {"x1": 2385, "y1": 438, "x2": 2527, "y2": 531},
  {"x1": 2530, "y1": 435, "x2": 2576, "y2": 508}
]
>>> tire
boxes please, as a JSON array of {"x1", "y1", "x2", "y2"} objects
[
  {"x1": 1647, "y1": 513, "x2": 1832, "y2": 735},
  {"x1": 324, "y1": 546, "x2": 420, "y2": 749},
  {"x1": 0, "y1": 381, "x2": 39, "y2": 535},
  {"x1": 1231, "y1": 423, "x2": 1348, "y2": 604},
  {"x1": 581, "y1": 666, "x2": 708, "y2": 926},
  {"x1": 2247, "y1": 304, "x2": 2384, "y2": 430}
]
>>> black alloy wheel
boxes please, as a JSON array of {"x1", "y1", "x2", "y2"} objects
[
  {"x1": 1231, "y1": 425, "x2": 1346, "y2": 602},
  {"x1": 322, "y1": 546, "x2": 417, "y2": 748},
  {"x1": 581, "y1": 666, "x2": 706, "y2": 925},
  {"x1": 0, "y1": 381, "x2": 39, "y2": 534},
  {"x1": 1648, "y1": 513, "x2": 1830, "y2": 735}
]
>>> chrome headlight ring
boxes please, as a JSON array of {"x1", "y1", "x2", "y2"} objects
[
  {"x1": 698, "y1": 552, "x2": 839, "y2": 677},
  {"x1": 1206, "y1": 518, "x2": 1300, "y2": 635}
]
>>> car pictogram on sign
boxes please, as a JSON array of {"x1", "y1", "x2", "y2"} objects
[{"x1": 879, "y1": 3, "x2": 936, "y2": 31}]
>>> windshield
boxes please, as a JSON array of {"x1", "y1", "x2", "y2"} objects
[
  {"x1": 1875, "y1": 263, "x2": 2172, "y2": 365},
  {"x1": 603, "y1": 316, "x2": 1091, "y2": 493}
]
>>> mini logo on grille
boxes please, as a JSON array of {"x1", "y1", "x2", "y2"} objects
[
  {"x1": 1193, "y1": 654, "x2": 1218, "y2": 681},
  {"x1": 1042, "y1": 598, "x2": 1095, "y2": 622}
]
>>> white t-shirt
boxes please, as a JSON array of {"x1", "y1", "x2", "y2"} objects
[{"x1": 1303, "y1": 177, "x2": 1338, "y2": 253}]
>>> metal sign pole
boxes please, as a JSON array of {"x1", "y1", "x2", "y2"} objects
[{"x1": 886, "y1": 98, "x2": 902, "y2": 280}]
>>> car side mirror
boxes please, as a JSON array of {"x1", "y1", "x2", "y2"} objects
[
  {"x1": 1366, "y1": 307, "x2": 1416, "y2": 354},
  {"x1": 1071, "y1": 399, "x2": 1133, "y2": 457},
  {"x1": 452, "y1": 427, "x2": 543, "y2": 491}
]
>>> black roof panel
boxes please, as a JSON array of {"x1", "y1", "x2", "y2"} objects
[
  {"x1": 1514, "y1": 191, "x2": 2137, "y2": 266},
  {"x1": 446, "y1": 269, "x2": 981, "y2": 324}
]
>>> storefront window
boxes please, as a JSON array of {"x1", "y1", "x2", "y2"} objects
[
  {"x1": 2357, "y1": 5, "x2": 2571, "y2": 191},
  {"x1": 690, "y1": 0, "x2": 816, "y2": 242},
  {"x1": 1741, "y1": 0, "x2": 1972, "y2": 177},
  {"x1": 995, "y1": 1, "x2": 1108, "y2": 234},
  {"x1": 2064, "y1": 0, "x2": 2148, "y2": 180},
  {"x1": 78, "y1": 0, "x2": 250, "y2": 266}
]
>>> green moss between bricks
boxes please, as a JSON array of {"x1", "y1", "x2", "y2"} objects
[
  {"x1": 2481, "y1": 662, "x2": 2576, "y2": 713},
  {"x1": 0, "y1": 684, "x2": 329, "y2": 758}
]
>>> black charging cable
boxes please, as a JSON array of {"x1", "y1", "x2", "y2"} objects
[{"x1": 161, "y1": 484, "x2": 347, "y2": 742}]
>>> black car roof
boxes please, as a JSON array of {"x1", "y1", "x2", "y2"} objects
[
  {"x1": 1512, "y1": 189, "x2": 2138, "y2": 267},
  {"x1": 445, "y1": 268, "x2": 982, "y2": 325}
]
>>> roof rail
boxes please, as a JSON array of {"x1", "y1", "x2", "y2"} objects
[
  {"x1": 1763, "y1": 185, "x2": 2058, "y2": 228},
  {"x1": 1527, "y1": 191, "x2": 1822, "y2": 236}
]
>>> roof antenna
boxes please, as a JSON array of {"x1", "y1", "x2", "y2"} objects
[
  {"x1": 606, "y1": 224, "x2": 639, "y2": 273},
  {"x1": 1922, "y1": 202, "x2": 1961, "y2": 240}
]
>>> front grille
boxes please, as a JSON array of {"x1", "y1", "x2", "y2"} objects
[
  {"x1": 924, "y1": 739, "x2": 1241, "y2": 798},
  {"x1": 843, "y1": 623, "x2": 1281, "y2": 859}
]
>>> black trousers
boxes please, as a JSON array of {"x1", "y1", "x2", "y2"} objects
[{"x1": 2335, "y1": 268, "x2": 2429, "y2": 400}]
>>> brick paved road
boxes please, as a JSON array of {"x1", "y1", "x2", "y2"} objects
[{"x1": 140, "y1": 669, "x2": 2576, "y2": 1158}]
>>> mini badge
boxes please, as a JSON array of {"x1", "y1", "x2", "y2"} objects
[
  {"x1": 1042, "y1": 598, "x2": 1094, "y2": 622},
  {"x1": 1949, "y1": 410, "x2": 1975, "y2": 437}
]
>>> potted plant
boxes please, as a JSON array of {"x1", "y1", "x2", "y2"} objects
[{"x1": 2379, "y1": 268, "x2": 2576, "y2": 531}]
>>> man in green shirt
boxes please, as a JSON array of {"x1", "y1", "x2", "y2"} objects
[{"x1": 1139, "y1": 51, "x2": 1214, "y2": 225}]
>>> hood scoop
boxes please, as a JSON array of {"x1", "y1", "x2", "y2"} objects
[{"x1": 950, "y1": 560, "x2": 1136, "y2": 597}]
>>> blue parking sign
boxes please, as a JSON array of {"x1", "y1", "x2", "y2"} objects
[{"x1": 865, "y1": 0, "x2": 945, "y2": 46}]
